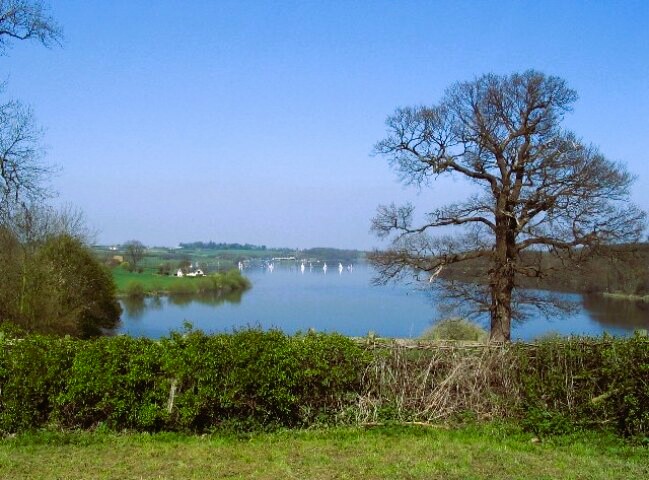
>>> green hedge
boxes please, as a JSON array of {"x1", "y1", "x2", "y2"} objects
[
  {"x1": 513, "y1": 334, "x2": 649, "y2": 437},
  {"x1": 0, "y1": 326, "x2": 367, "y2": 433},
  {"x1": 0, "y1": 327, "x2": 647, "y2": 438}
]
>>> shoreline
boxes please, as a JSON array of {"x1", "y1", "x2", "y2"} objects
[{"x1": 601, "y1": 292, "x2": 649, "y2": 303}]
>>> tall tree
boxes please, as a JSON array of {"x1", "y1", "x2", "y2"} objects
[
  {"x1": 371, "y1": 71, "x2": 646, "y2": 342},
  {"x1": 0, "y1": 0, "x2": 61, "y2": 223}
]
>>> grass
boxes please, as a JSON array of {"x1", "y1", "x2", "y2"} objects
[
  {"x1": 111, "y1": 268, "x2": 250, "y2": 296},
  {"x1": 1, "y1": 425, "x2": 647, "y2": 479}
]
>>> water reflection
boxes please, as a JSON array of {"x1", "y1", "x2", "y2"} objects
[
  {"x1": 117, "y1": 266, "x2": 648, "y2": 339},
  {"x1": 167, "y1": 290, "x2": 244, "y2": 307},
  {"x1": 582, "y1": 294, "x2": 649, "y2": 330},
  {"x1": 121, "y1": 290, "x2": 245, "y2": 320},
  {"x1": 122, "y1": 296, "x2": 147, "y2": 319}
]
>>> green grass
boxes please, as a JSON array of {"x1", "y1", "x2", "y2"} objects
[
  {"x1": 1, "y1": 425, "x2": 647, "y2": 479},
  {"x1": 111, "y1": 268, "x2": 250, "y2": 296},
  {"x1": 112, "y1": 269, "x2": 189, "y2": 293}
]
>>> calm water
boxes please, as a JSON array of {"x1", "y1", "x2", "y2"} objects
[{"x1": 118, "y1": 264, "x2": 649, "y2": 340}]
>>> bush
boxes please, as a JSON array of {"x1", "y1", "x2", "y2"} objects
[
  {"x1": 420, "y1": 318, "x2": 488, "y2": 342},
  {"x1": 0, "y1": 331, "x2": 78, "y2": 432},
  {"x1": 0, "y1": 328, "x2": 367, "y2": 433},
  {"x1": 124, "y1": 281, "x2": 146, "y2": 299},
  {"x1": 1, "y1": 234, "x2": 121, "y2": 338},
  {"x1": 1, "y1": 329, "x2": 648, "y2": 438},
  {"x1": 55, "y1": 336, "x2": 167, "y2": 430},
  {"x1": 598, "y1": 333, "x2": 649, "y2": 437},
  {"x1": 160, "y1": 328, "x2": 367, "y2": 431}
]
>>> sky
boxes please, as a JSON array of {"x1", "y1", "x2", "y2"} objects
[{"x1": 3, "y1": 0, "x2": 648, "y2": 249}]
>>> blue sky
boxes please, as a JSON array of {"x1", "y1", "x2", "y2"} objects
[{"x1": 4, "y1": 0, "x2": 648, "y2": 249}]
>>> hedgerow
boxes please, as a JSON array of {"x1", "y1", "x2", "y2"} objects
[{"x1": 0, "y1": 325, "x2": 647, "y2": 439}]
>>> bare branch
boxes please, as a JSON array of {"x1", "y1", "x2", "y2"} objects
[
  {"x1": 372, "y1": 70, "x2": 647, "y2": 341},
  {"x1": 0, "y1": 0, "x2": 62, "y2": 55}
]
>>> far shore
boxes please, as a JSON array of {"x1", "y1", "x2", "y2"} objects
[{"x1": 602, "y1": 292, "x2": 649, "y2": 303}]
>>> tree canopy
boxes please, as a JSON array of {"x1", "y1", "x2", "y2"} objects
[
  {"x1": 0, "y1": 0, "x2": 61, "y2": 224},
  {"x1": 371, "y1": 70, "x2": 646, "y2": 341},
  {"x1": 0, "y1": 0, "x2": 61, "y2": 55}
]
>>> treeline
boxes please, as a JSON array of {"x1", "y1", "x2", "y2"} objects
[
  {"x1": 1, "y1": 327, "x2": 648, "y2": 439},
  {"x1": 442, "y1": 243, "x2": 649, "y2": 296},
  {"x1": 301, "y1": 247, "x2": 363, "y2": 264},
  {"x1": 176, "y1": 242, "x2": 365, "y2": 263},
  {"x1": 179, "y1": 241, "x2": 270, "y2": 251}
]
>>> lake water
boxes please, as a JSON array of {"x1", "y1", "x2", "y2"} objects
[{"x1": 118, "y1": 264, "x2": 649, "y2": 340}]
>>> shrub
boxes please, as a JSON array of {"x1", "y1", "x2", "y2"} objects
[
  {"x1": 1, "y1": 329, "x2": 648, "y2": 438},
  {"x1": 160, "y1": 328, "x2": 367, "y2": 431},
  {"x1": 0, "y1": 331, "x2": 77, "y2": 432},
  {"x1": 598, "y1": 333, "x2": 649, "y2": 437},
  {"x1": 420, "y1": 318, "x2": 488, "y2": 342},
  {"x1": 125, "y1": 281, "x2": 146, "y2": 299},
  {"x1": 55, "y1": 336, "x2": 167, "y2": 430}
]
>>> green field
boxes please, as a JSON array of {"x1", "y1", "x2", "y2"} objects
[
  {"x1": 111, "y1": 268, "x2": 250, "y2": 296},
  {"x1": 112, "y1": 269, "x2": 196, "y2": 292},
  {"x1": 1, "y1": 425, "x2": 647, "y2": 479}
]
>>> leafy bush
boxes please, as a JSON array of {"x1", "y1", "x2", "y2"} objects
[
  {"x1": 420, "y1": 318, "x2": 488, "y2": 342},
  {"x1": 1, "y1": 328, "x2": 648, "y2": 439},
  {"x1": 0, "y1": 331, "x2": 77, "y2": 432},
  {"x1": 598, "y1": 333, "x2": 649, "y2": 438},
  {"x1": 160, "y1": 328, "x2": 367, "y2": 431},
  {"x1": 0, "y1": 327, "x2": 367, "y2": 433},
  {"x1": 124, "y1": 281, "x2": 146, "y2": 299},
  {"x1": 55, "y1": 336, "x2": 167, "y2": 430},
  {"x1": 515, "y1": 335, "x2": 649, "y2": 439},
  {"x1": 1, "y1": 234, "x2": 121, "y2": 338}
]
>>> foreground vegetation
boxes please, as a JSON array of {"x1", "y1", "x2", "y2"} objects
[
  {"x1": 1, "y1": 327, "x2": 648, "y2": 441},
  {"x1": 1, "y1": 425, "x2": 647, "y2": 479}
]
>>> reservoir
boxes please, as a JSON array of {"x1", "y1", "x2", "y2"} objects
[{"x1": 118, "y1": 264, "x2": 649, "y2": 340}]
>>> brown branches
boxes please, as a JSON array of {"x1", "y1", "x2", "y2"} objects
[
  {"x1": 0, "y1": 0, "x2": 62, "y2": 55},
  {"x1": 372, "y1": 70, "x2": 647, "y2": 340}
]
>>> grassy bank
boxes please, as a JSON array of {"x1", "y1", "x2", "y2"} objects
[
  {"x1": 112, "y1": 269, "x2": 250, "y2": 297},
  {"x1": 602, "y1": 292, "x2": 649, "y2": 303},
  {"x1": 1, "y1": 425, "x2": 647, "y2": 479}
]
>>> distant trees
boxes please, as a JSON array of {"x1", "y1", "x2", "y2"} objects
[
  {"x1": 123, "y1": 240, "x2": 146, "y2": 272},
  {"x1": 179, "y1": 241, "x2": 268, "y2": 251},
  {"x1": 371, "y1": 71, "x2": 646, "y2": 342}
]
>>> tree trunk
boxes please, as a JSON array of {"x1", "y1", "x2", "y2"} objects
[
  {"x1": 490, "y1": 209, "x2": 516, "y2": 342},
  {"x1": 490, "y1": 265, "x2": 513, "y2": 342}
]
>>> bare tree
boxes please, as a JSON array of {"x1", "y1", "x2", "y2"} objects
[
  {"x1": 0, "y1": 0, "x2": 62, "y2": 54},
  {"x1": 0, "y1": 0, "x2": 61, "y2": 223},
  {"x1": 0, "y1": 97, "x2": 52, "y2": 223},
  {"x1": 123, "y1": 240, "x2": 146, "y2": 272},
  {"x1": 371, "y1": 71, "x2": 646, "y2": 342}
]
